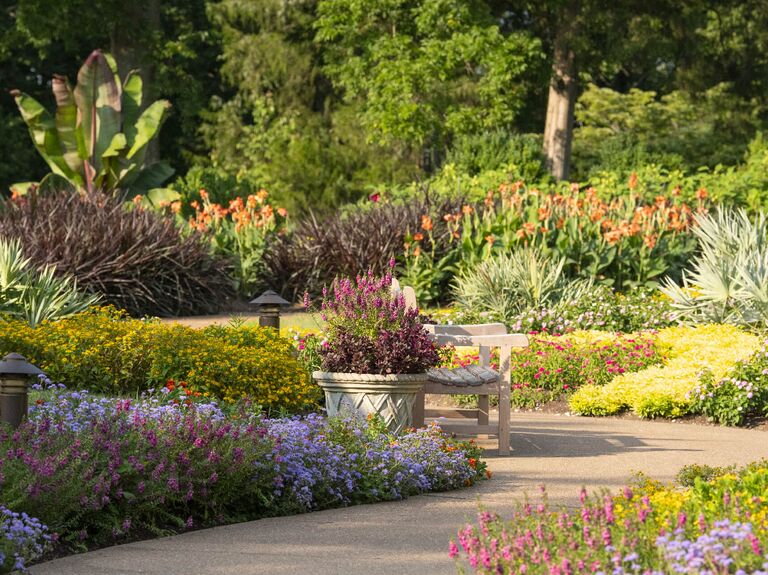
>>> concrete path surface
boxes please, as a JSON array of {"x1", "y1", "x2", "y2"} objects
[{"x1": 31, "y1": 413, "x2": 768, "y2": 575}]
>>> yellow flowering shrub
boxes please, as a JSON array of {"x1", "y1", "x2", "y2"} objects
[
  {"x1": 0, "y1": 307, "x2": 319, "y2": 413},
  {"x1": 569, "y1": 324, "x2": 759, "y2": 418}
]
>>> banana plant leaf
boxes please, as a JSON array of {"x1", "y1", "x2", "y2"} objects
[
  {"x1": 51, "y1": 74, "x2": 85, "y2": 183},
  {"x1": 11, "y1": 91, "x2": 73, "y2": 180},
  {"x1": 73, "y1": 50, "x2": 122, "y2": 181}
]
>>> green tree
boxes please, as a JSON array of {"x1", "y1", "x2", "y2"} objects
[
  {"x1": 315, "y1": 0, "x2": 542, "y2": 168},
  {"x1": 201, "y1": 0, "x2": 419, "y2": 213}
]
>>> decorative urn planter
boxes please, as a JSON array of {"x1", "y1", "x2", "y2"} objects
[{"x1": 313, "y1": 371, "x2": 427, "y2": 434}]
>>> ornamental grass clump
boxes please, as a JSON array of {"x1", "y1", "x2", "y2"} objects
[{"x1": 306, "y1": 262, "x2": 440, "y2": 374}]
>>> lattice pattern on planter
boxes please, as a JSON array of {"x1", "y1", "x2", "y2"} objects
[{"x1": 324, "y1": 390, "x2": 418, "y2": 435}]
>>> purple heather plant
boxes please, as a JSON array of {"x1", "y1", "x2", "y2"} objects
[
  {"x1": 305, "y1": 262, "x2": 440, "y2": 374},
  {"x1": 1, "y1": 384, "x2": 483, "y2": 563}
]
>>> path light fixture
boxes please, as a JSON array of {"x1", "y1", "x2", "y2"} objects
[
  {"x1": 250, "y1": 290, "x2": 291, "y2": 331},
  {"x1": 0, "y1": 353, "x2": 44, "y2": 429}
]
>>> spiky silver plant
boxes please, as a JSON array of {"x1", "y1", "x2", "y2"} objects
[{"x1": 660, "y1": 209, "x2": 768, "y2": 326}]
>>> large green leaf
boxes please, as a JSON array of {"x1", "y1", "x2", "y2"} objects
[
  {"x1": 38, "y1": 173, "x2": 77, "y2": 194},
  {"x1": 124, "y1": 162, "x2": 175, "y2": 195},
  {"x1": 51, "y1": 74, "x2": 85, "y2": 185},
  {"x1": 122, "y1": 71, "x2": 143, "y2": 146},
  {"x1": 12, "y1": 91, "x2": 72, "y2": 180},
  {"x1": 73, "y1": 49, "x2": 122, "y2": 177},
  {"x1": 126, "y1": 100, "x2": 171, "y2": 162}
]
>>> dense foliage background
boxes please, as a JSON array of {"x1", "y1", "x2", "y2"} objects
[{"x1": 2, "y1": 0, "x2": 768, "y2": 212}]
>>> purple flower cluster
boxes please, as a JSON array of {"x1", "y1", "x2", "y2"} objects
[
  {"x1": 656, "y1": 520, "x2": 768, "y2": 575},
  {"x1": 1, "y1": 385, "x2": 482, "y2": 558},
  {"x1": 0, "y1": 506, "x2": 50, "y2": 574},
  {"x1": 690, "y1": 343, "x2": 768, "y2": 426},
  {"x1": 307, "y1": 264, "x2": 440, "y2": 374}
]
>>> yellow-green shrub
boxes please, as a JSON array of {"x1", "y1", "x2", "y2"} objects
[
  {"x1": 569, "y1": 324, "x2": 758, "y2": 418},
  {"x1": 0, "y1": 307, "x2": 319, "y2": 413}
]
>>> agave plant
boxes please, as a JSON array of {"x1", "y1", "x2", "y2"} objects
[
  {"x1": 0, "y1": 237, "x2": 100, "y2": 327},
  {"x1": 660, "y1": 209, "x2": 768, "y2": 326},
  {"x1": 11, "y1": 49, "x2": 172, "y2": 197}
]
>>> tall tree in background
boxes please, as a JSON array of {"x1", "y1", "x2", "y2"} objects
[
  {"x1": 202, "y1": 0, "x2": 423, "y2": 212},
  {"x1": 315, "y1": 0, "x2": 542, "y2": 171}
]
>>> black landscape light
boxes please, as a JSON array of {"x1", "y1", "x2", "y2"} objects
[
  {"x1": 250, "y1": 290, "x2": 291, "y2": 331},
  {"x1": 0, "y1": 353, "x2": 44, "y2": 429}
]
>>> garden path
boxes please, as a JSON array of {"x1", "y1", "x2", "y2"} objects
[{"x1": 31, "y1": 413, "x2": 768, "y2": 575}]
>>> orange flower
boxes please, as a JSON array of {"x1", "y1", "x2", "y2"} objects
[
  {"x1": 643, "y1": 234, "x2": 657, "y2": 250},
  {"x1": 484, "y1": 234, "x2": 495, "y2": 246},
  {"x1": 695, "y1": 187, "x2": 708, "y2": 200},
  {"x1": 462, "y1": 205, "x2": 474, "y2": 215},
  {"x1": 628, "y1": 172, "x2": 638, "y2": 190},
  {"x1": 412, "y1": 246, "x2": 422, "y2": 257},
  {"x1": 257, "y1": 189, "x2": 269, "y2": 203},
  {"x1": 132, "y1": 194, "x2": 143, "y2": 205},
  {"x1": 523, "y1": 222, "x2": 537, "y2": 235},
  {"x1": 421, "y1": 215, "x2": 433, "y2": 231},
  {"x1": 277, "y1": 207, "x2": 288, "y2": 218},
  {"x1": 246, "y1": 195, "x2": 258, "y2": 209},
  {"x1": 671, "y1": 186, "x2": 681, "y2": 197},
  {"x1": 171, "y1": 201, "x2": 181, "y2": 214},
  {"x1": 537, "y1": 206, "x2": 550, "y2": 221},
  {"x1": 199, "y1": 189, "x2": 208, "y2": 200},
  {"x1": 604, "y1": 229, "x2": 623, "y2": 244}
]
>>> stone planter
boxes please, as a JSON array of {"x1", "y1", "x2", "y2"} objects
[{"x1": 312, "y1": 371, "x2": 427, "y2": 434}]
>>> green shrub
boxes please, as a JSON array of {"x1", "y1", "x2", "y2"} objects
[
  {"x1": 689, "y1": 341, "x2": 768, "y2": 426},
  {"x1": 0, "y1": 307, "x2": 319, "y2": 413},
  {"x1": 445, "y1": 131, "x2": 547, "y2": 181},
  {"x1": 0, "y1": 191, "x2": 234, "y2": 317},
  {"x1": 675, "y1": 463, "x2": 735, "y2": 488}
]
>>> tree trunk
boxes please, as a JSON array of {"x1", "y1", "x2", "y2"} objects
[
  {"x1": 543, "y1": 27, "x2": 577, "y2": 181},
  {"x1": 110, "y1": 0, "x2": 162, "y2": 162}
]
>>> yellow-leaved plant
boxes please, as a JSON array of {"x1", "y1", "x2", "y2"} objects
[{"x1": 569, "y1": 324, "x2": 759, "y2": 418}]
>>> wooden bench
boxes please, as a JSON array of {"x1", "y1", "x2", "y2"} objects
[{"x1": 392, "y1": 281, "x2": 529, "y2": 455}]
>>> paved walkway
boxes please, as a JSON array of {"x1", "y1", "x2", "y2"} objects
[{"x1": 32, "y1": 413, "x2": 768, "y2": 575}]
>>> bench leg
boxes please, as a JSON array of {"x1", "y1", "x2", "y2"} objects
[
  {"x1": 412, "y1": 388, "x2": 425, "y2": 428},
  {"x1": 478, "y1": 395, "x2": 490, "y2": 427},
  {"x1": 498, "y1": 388, "x2": 511, "y2": 456}
]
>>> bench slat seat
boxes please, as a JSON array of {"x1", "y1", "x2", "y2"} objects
[{"x1": 427, "y1": 365, "x2": 499, "y2": 386}]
